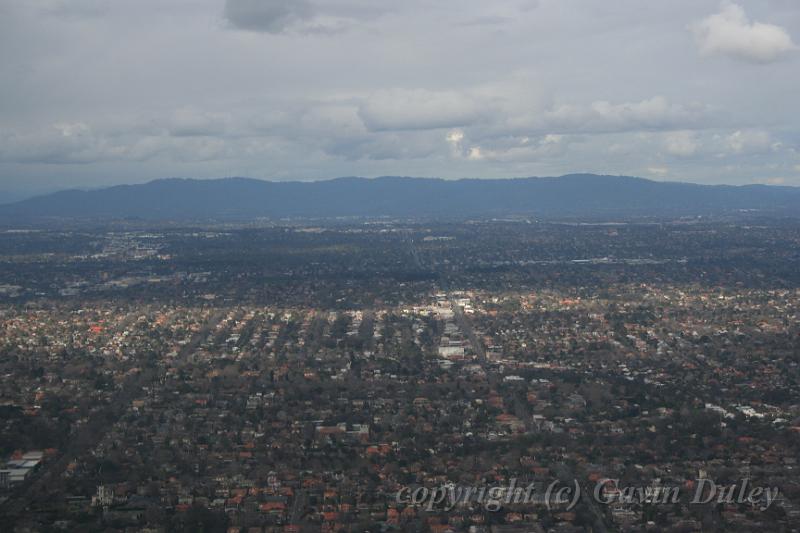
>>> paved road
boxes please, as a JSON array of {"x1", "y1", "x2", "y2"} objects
[
  {"x1": 289, "y1": 489, "x2": 307, "y2": 526},
  {"x1": 553, "y1": 463, "x2": 611, "y2": 533},
  {"x1": 450, "y1": 299, "x2": 486, "y2": 363}
]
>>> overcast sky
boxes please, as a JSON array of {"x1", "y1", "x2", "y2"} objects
[{"x1": 1, "y1": 0, "x2": 799, "y2": 198}]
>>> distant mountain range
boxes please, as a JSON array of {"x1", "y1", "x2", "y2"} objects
[{"x1": 2, "y1": 174, "x2": 799, "y2": 221}]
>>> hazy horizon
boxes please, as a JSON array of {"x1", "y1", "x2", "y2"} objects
[{"x1": 5, "y1": 170, "x2": 800, "y2": 205}]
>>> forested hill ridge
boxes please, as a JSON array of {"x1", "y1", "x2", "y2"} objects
[{"x1": 3, "y1": 174, "x2": 799, "y2": 220}]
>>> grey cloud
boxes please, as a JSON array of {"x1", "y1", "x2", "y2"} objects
[
  {"x1": 167, "y1": 107, "x2": 230, "y2": 137},
  {"x1": 325, "y1": 132, "x2": 440, "y2": 161},
  {"x1": 43, "y1": 0, "x2": 110, "y2": 19},
  {"x1": 224, "y1": 0, "x2": 314, "y2": 33},
  {"x1": 2, "y1": 0, "x2": 800, "y2": 193},
  {"x1": 458, "y1": 15, "x2": 512, "y2": 28},
  {"x1": 222, "y1": 0, "x2": 389, "y2": 34}
]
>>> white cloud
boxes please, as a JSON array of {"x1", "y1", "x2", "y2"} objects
[
  {"x1": 0, "y1": 122, "x2": 106, "y2": 164},
  {"x1": 467, "y1": 146, "x2": 484, "y2": 160},
  {"x1": 443, "y1": 131, "x2": 572, "y2": 163},
  {"x1": 53, "y1": 122, "x2": 91, "y2": 138},
  {"x1": 691, "y1": 3, "x2": 796, "y2": 63},
  {"x1": 759, "y1": 177, "x2": 786, "y2": 185},
  {"x1": 0, "y1": 122, "x2": 238, "y2": 165},
  {"x1": 647, "y1": 166, "x2": 669, "y2": 176},
  {"x1": 360, "y1": 85, "x2": 708, "y2": 140},
  {"x1": 446, "y1": 129, "x2": 466, "y2": 157},
  {"x1": 726, "y1": 129, "x2": 771, "y2": 153},
  {"x1": 542, "y1": 97, "x2": 706, "y2": 133},
  {"x1": 360, "y1": 89, "x2": 485, "y2": 131},
  {"x1": 445, "y1": 129, "x2": 493, "y2": 161},
  {"x1": 663, "y1": 130, "x2": 699, "y2": 157},
  {"x1": 446, "y1": 130, "x2": 464, "y2": 143}
]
